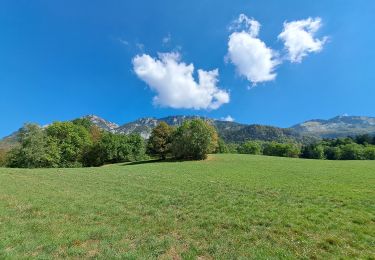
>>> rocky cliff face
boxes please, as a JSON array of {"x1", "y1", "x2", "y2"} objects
[
  {"x1": 115, "y1": 116, "x2": 208, "y2": 138},
  {"x1": 83, "y1": 115, "x2": 119, "y2": 133},
  {"x1": 291, "y1": 115, "x2": 375, "y2": 138}
]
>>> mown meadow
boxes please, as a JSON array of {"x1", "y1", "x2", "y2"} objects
[{"x1": 0, "y1": 154, "x2": 374, "y2": 259}]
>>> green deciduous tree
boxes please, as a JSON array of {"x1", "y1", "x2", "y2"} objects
[
  {"x1": 363, "y1": 146, "x2": 375, "y2": 160},
  {"x1": 72, "y1": 118, "x2": 94, "y2": 130},
  {"x1": 147, "y1": 122, "x2": 174, "y2": 159},
  {"x1": 126, "y1": 134, "x2": 147, "y2": 161},
  {"x1": 5, "y1": 120, "x2": 147, "y2": 168},
  {"x1": 263, "y1": 142, "x2": 300, "y2": 158},
  {"x1": 0, "y1": 149, "x2": 7, "y2": 167},
  {"x1": 172, "y1": 119, "x2": 218, "y2": 160},
  {"x1": 83, "y1": 132, "x2": 146, "y2": 166},
  {"x1": 46, "y1": 122, "x2": 92, "y2": 167},
  {"x1": 355, "y1": 134, "x2": 373, "y2": 145},
  {"x1": 6, "y1": 124, "x2": 61, "y2": 168},
  {"x1": 340, "y1": 143, "x2": 364, "y2": 160},
  {"x1": 301, "y1": 144, "x2": 325, "y2": 159},
  {"x1": 324, "y1": 146, "x2": 342, "y2": 160},
  {"x1": 216, "y1": 139, "x2": 229, "y2": 153},
  {"x1": 238, "y1": 141, "x2": 262, "y2": 155}
]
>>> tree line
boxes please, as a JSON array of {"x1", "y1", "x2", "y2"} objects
[
  {"x1": 1, "y1": 119, "x2": 374, "y2": 168},
  {"x1": 218, "y1": 140, "x2": 301, "y2": 158},
  {"x1": 300, "y1": 135, "x2": 375, "y2": 160},
  {"x1": 218, "y1": 134, "x2": 375, "y2": 160},
  {"x1": 3, "y1": 119, "x2": 146, "y2": 168},
  {"x1": 1, "y1": 119, "x2": 219, "y2": 168}
]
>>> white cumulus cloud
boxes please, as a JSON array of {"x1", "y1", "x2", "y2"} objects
[
  {"x1": 227, "y1": 14, "x2": 279, "y2": 85},
  {"x1": 220, "y1": 115, "x2": 234, "y2": 122},
  {"x1": 278, "y1": 17, "x2": 328, "y2": 63},
  {"x1": 132, "y1": 52, "x2": 230, "y2": 110}
]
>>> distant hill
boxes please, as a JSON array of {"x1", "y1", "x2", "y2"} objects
[
  {"x1": 2, "y1": 115, "x2": 375, "y2": 150},
  {"x1": 0, "y1": 132, "x2": 18, "y2": 151},
  {"x1": 216, "y1": 122, "x2": 313, "y2": 143},
  {"x1": 291, "y1": 115, "x2": 375, "y2": 138}
]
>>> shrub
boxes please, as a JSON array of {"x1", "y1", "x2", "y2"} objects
[
  {"x1": 216, "y1": 139, "x2": 229, "y2": 153},
  {"x1": 263, "y1": 142, "x2": 300, "y2": 158},
  {"x1": 324, "y1": 146, "x2": 342, "y2": 160},
  {"x1": 340, "y1": 144, "x2": 364, "y2": 160},
  {"x1": 82, "y1": 142, "x2": 106, "y2": 167},
  {"x1": 0, "y1": 149, "x2": 8, "y2": 167},
  {"x1": 226, "y1": 143, "x2": 240, "y2": 154},
  {"x1": 301, "y1": 144, "x2": 325, "y2": 159},
  {"x1": 363, "y1": 146, "x2": 375, "y2": 160},
  {"x1": 238, "y1": 141, "x2": 262, "y2": 155}
]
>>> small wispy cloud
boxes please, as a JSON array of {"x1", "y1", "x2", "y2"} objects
[
  {"x1": 228, "y1": 14, "x2": 260, "y2": 37},
  {"x1": 221, "y1": 115, "x2": 235, "y2": 122},
  {"x1": 136, "y1": 43, "x2": 145, "y2": 52},
  {"x1": 162, "y1": 33, "x2": 172, "y2": 46},
  {"x1": 119, "y1": 38, "x2": 129, "y2": 46}
]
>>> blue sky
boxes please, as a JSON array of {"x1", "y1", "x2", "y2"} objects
[{"x1": 1, "y1": 0, "x2": 375, "y2": 137}]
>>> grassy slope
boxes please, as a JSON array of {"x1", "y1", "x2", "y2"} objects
[{"x1": 0, "y1": 154, "x2": 374, "y2": 259}]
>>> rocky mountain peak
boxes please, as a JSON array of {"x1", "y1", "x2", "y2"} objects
[{"x1": 83, "y1": 115, "x2": 119, "y2": 132}]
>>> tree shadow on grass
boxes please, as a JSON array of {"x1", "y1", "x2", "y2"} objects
[{"x1": 121, "y1": 158, "x2": 188, "y2": 166}]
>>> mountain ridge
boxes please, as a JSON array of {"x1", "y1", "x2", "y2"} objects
[
  {"x1": 291, "y1": 115, "x2": 375, "y2": 138},
  {"x1": 1, "y1": 115, "x2": 375, "y2": 150}
]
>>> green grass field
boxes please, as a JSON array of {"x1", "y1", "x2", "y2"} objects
[{"x1": 0, "y1": 154, "x2": 374, "y2": 259}]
